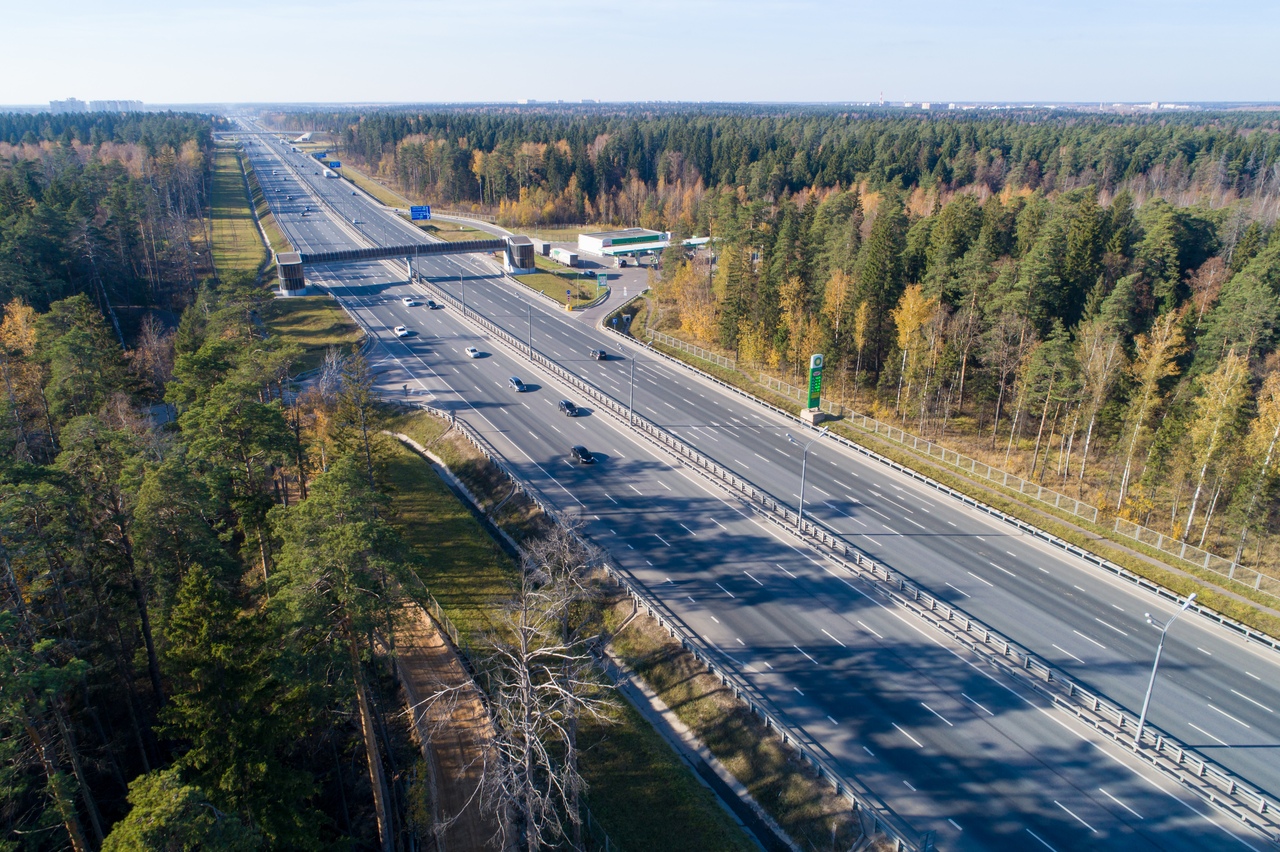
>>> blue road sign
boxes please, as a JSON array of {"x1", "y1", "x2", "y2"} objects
[
  {"x1": 329, "y1": 160, "x2": 342, "y2": 169},
  {"x1": 410, "y1": 206, "x2": 432, "y2": 221}
]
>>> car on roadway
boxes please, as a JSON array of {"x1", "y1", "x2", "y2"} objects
[
  {"x1": 558, "y1": 399, "x2": 579, "y2": 416},
  {"x1": 569, "y1": 445, "x2": 594, "y2": 464},
  {"x1": 588, "y1": 349, "x2": 608, "y2": 360},
  {"x1": 352, "y1": 190, "x2": 358, "y2": 195},
  {"x1": 394, "y1": 325, "x2": 409, "y2": 338},
  {"x1": 401, "y1": 296, "x2": 417, "y2": 306},
  {"x1": 508, "y1": 377, "x2": 525, "y2": 392},
  {"x1": 465, "y1": 347, "x2": 480, "y2": 358},
  {"x1": 426, "y1": 299, "x2": 438, "y2": 309}
]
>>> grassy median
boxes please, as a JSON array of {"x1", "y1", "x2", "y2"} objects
[{"x1": 210, "y1": 146, "x2": 269, "y2": 278}]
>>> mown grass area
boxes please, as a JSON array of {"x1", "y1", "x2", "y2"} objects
[
  {"x1": 604, "y1": 594, "x2": 863, "y2": 851},
  {"x1": 512, "y1": 255, "x2": 598, "y2": 305},
  {"x1": 340, "y1": 161, "x2": 412, "y2": 209},
  {"x1": 380, "y1": 425, "x2": 760, "y2": 850},
  {"x1": 242, "y1": 156, "x2": 291, "y2": 255},
  {"x1": 407, "y1": 219, "x2": 487, "y2": 242},
  {"x1": 259, "y1": 295, "x2": 363, "y2": 374},
  {"x1": 210, "y1": 146, "x2": 268, "y2": 279},
  {"x1": 519, "y1": 224, "x2": 602, "y2": 242},
  {"x1": 383, "y1": 438, "x2": 516, "y2": 643}
]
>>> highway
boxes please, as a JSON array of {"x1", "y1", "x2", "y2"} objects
[{"x1": 238, "y1": 126, "x2": 1275, "y2": 851}]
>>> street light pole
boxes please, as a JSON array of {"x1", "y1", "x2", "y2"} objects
[
  {"x1": 785, "y1": 427, "x2": 828, "y2": 531},
  {"x1": 460, "y1": 272, "x2": 465, "y2": 315},
  {"x1": 528, "y1": 302, "x2": 533, "y2": 356},
  {"x1": 1134, "y1": 593, "x2": 1197, "y2": 751},
  {"x1": 628, "y1": 352, "x2": 636, "y2": 425}
]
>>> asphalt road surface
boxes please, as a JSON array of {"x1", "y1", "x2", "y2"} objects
[{"x1": 237, "y1": 125, "x2": 1276, "y2": 851}]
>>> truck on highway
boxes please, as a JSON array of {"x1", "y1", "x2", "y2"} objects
[{"x1": 322, "y1": 168, "x2": 337, "y2": 178}]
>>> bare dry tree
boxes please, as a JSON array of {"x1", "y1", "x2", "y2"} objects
[{"x1": 475, "y1": 524, "x2": 616, "y2": 852}]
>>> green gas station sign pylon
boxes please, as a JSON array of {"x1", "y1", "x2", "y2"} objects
[{"x1": 807, "y1": 353, "x2": 824, "y2": 409}]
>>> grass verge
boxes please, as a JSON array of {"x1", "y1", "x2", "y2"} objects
[
  {"x1": 634, "y1": 321, "x2": 1280, "y2": 639},
  {"x1": 603, "y1": 592, "x2": 864, "y2": 851},
  {"x1": 380, "y1": 424, "x2": 760, "y2": 850},
  {"x1": 210, "y1": 146, "x2": 268, "y2": 278},
  {"x1": 259, "y1": 295, "x2": 363, "y2": 374},
  {"x1": 242, "y1": 155, "x2": 291, "y2": 255},
  {"x1": 340, "y1": 162, "x2": 413, "y2": 209},
  {"x1": 408, "y1": 219, "x2": 488, "y2": 242}
]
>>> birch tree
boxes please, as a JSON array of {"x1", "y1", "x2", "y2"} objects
[
  {"x1": 1183, "y1": 350, "x2": 1250, "y2": 541},
  {"x1": 1116, "y1": 309, "x2": 1186, "y2": 511}
]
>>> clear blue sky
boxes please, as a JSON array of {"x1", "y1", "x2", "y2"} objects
[{"x1": 5, "y1": 0, "x2": 1278, "y2": 105}]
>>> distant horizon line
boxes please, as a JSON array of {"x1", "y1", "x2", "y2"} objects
[{"x1": 6, "y1": 99, "x2": 1280, "y2": 110}]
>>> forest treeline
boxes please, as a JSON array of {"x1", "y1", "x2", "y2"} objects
[
  {"x1": 0, "y1": 112, "x2": 220, "y2": 314},
  {"x1": 266, "y1": 107, "x2": 1280, "y2": 228},
  {"x1": 653, "y1": 182, "x2": 1280, "y2": 573},
  {"x1": 0, "y1": 276, "x2": 440, "y2": 850},
  {"x1": 264, "y1": 105, "x2": 1280, "y2": 571},
  {"x1": 2, "y1": 111, "x2": 610, "y2": 850}
]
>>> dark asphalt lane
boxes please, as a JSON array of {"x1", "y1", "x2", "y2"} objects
[{"x1": 238, "y1": 126, "x2": 1271, "y2": 850}]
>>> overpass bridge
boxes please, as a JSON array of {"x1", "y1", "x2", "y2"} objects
[{"x1": 275, "y1": 235, "x2": 534, "y2": 294}]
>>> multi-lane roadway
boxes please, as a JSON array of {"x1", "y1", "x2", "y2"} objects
[{"x1": 237, "y1": 125, "x2": 1277, "y2": 851}]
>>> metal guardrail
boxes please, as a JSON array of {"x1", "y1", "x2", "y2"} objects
[
  {"x1": 758, "y1": 374, "x2": 1102, "y2": 525},
  {"x1": 590, "y1": 330, "x2": 1280, "y2": 842},
  {"x1": 763, "y1": 371, "x2": 1278, "y2": 600},
  {"x1": 321, "y1": 167, "x2": 1280, "y2": 843},
  {"x1": 416, "y1": 280, "x2": 925, "y2": 852}
]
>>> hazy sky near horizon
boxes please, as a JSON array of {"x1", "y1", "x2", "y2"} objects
[{"x1": 5, "y1": 0, "x2": 1279, "y2": 105}]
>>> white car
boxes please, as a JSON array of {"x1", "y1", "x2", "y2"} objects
[
  {"x1": 465, "y1": 347, "x2": 480, "y2": 358},
  {"x1": 401, "y1": 296, "x2": 417, "y2": 306},
  {"x1": 394, "y1": 325, "x2": 409, "y2": 338}
]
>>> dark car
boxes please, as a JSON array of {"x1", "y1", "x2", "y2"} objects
[
  {"x1": 588, "y1": 349, "x2": 608, "y2": 361},
  {"x1": 558, "y1": 399, "x2": 579, "y2": 416},
  {"x1": 426, "y1": 299, "x2": 438, "y2": 309},
  {"x1": 508, "y1": 377, "x2": 525, "y2": 392},
  {"x1": 569, "y1": 445, "x2": 594, "y2": 464}
]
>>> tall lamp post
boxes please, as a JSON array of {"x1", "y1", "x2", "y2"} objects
[
  {"x1": 627, "y1": 349, "x2": 636, "y2": 424},
  {"x1": 1134, "y1": 593, "x2": 1197, "y2": 751},
  {"x1": 459, "y1": 272, "x2": 465, "y2": 315},
  {"x1": 785, "y1": 427, "x2": 829, "y2": 531}
]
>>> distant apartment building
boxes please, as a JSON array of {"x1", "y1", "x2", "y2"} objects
[
  {"x1": 49, "y1": 98, "x2": 143, "y2": 114},
  {"x1": 49, "y1": 98, "x2": 87, "y2": 113},
  {"x1": 89, "y1": 100, "x2": 144, "y2": 112}
]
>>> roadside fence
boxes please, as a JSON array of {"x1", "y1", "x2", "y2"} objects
[
  {"x1": 417, "y1": 280, "x2": 926, "y2": 852},
  {"x1": 594, "y1": 325, "x2": 1280, "y2": 841},
  {"x1": 646, "y1": 328, "x2": 737, "y2": 370}
]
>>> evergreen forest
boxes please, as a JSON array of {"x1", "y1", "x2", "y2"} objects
[
  {"x1": 7, "y1": 103, "x2": 1280, "y2": 850},
  {"x1": 270, "y1": 104, "x2": 1280, "y2": 574}
]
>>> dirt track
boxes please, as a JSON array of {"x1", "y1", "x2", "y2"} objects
[{"x1": 396, "y1": 602, "x2": 501, "y2": 851}]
